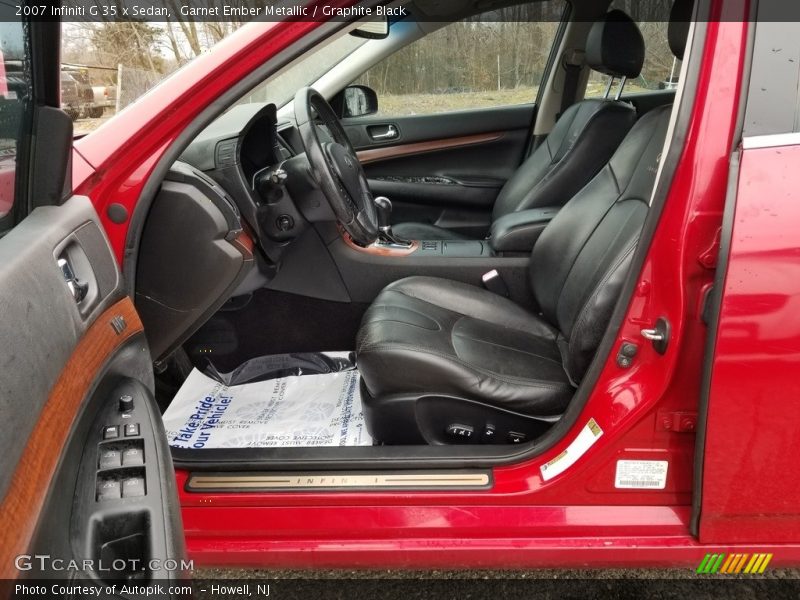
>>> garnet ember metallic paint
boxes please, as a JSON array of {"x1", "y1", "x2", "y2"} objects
[
  {"x1": 75, "y1": 2, "x2": 800, "y2": 567},
  {"x1": 700, "y1": 142, "x2": 800, "y2": 544}
]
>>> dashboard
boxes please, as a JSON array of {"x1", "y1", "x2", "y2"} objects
[
  {"x1": 176, "y1": 102, "x2": 334, "y2": 275},
  {"x1": 180, "y1": 102, "x2": 301, "y2": 179}
]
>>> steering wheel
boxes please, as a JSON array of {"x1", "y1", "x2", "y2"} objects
[{"x1": 294, "y1": 87, "x2": 378, "y2": 245}]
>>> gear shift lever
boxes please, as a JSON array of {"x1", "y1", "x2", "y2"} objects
[
  {"x1": 375, "y1": 196, "x2": 393, "y2": 233},
  {"x1": 373, "y1": 196, "x2": 411, "y2": 248}
]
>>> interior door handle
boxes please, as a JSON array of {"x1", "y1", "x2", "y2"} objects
[
  {"x1": 370, "y1": 125, "x2": 398, "y2": 140},
  {"x1": 57, "y1": 257, "x2": 89, "y2": 303}
]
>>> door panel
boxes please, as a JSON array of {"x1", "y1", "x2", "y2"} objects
[
  {"x1": 0, "y1": 197, "x2": 187, "y2": 583},
  {"x1": 698, "y1": 143, "x2": 800, "y2": 544},
  {"x1": 346, "y1": 104, "x2": 535, "y2": 235},
  {"x1": 0, "y1": 17, "x2": 186, "y2": 588},
  {"x1": 0, "y1": 196, "x2": 122, "y2": 503}
]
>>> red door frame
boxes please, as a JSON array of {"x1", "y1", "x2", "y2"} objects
[{"x1": 73, "y1": 2, "x2": 800, "y2": 567}]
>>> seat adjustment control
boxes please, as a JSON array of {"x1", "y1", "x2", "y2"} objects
[
  {"x1": 446, "y1": 424, "x2": 474, "y2": 439},
  {"x1": 507, "y1": 431, "x2": 527, "y2": 444}
]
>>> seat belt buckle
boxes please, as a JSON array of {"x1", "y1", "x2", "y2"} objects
[{"x1": 482, "y1": 269, "x2": 509, "y2": 297}]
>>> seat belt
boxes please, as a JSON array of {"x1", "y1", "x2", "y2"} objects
[{"x1": 557, "y1": 49, "x2": 585, "y2": 120}]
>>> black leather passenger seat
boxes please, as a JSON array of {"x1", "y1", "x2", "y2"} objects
[
  {"x1": 357, "y1": 107, "x2": 671, "y2": 444},
  {"x1": 392, "y1": 10, "x2": 645, "y2": 241},
  {"x1": 355, "y1": 0, "x2": 693, "y2": 446}
]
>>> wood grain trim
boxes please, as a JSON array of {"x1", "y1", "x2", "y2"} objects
[
  {"x1": 356, "y1": 131, "x2": 505, "y2": 165},
  {"x1": 0, "y1": 297, "x2": 143, "y2": 579},
  {"x1": 342, "y1": 231, "x2": 420, "y2": 257},
  {"x1": 233, "y1": 228, "x2": 255, "y2": 256}
]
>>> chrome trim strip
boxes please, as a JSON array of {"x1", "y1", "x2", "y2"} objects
[{"x1": 742, "y1": 132, "x2": 800, "y2": 150}]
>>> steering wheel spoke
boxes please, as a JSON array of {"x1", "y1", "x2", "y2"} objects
[{"x1": 295, "y1": 87, "x2": 378, "y2": 245}]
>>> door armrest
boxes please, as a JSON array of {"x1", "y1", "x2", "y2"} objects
[{"x1": 489, "y1": 207, "x2": 560, "y2": 253}]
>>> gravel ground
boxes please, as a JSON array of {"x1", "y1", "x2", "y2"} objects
[{"x1": 192, "y1": 568, "x2": 800, "y2": 600}]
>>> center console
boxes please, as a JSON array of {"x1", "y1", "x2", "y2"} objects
[{"x1": 263, "y1": 196, "x2": 559, "y2": 305}]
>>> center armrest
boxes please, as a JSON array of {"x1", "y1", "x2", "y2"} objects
[{"x1": 488, "y1": 207, "x2": 560, "y2": 253}]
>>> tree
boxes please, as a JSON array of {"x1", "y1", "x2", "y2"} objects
[{"x1": 91, "y1": 21, "x2": 166, "y2": 72}]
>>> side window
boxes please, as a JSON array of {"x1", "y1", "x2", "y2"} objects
[
  {"x1": 355, "y1": 2, "x2": 566, "y2": 117},
  {"x1": 743, "y1": 20, "x2": 800, "y2": 137},
  {"x1": 0, "y1": 21, "x2": 33, "y2": 228},
  {"x1": 586, "y1": 3, "x2": 677, "y2": 97}
]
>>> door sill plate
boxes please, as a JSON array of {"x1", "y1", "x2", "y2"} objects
[{"x1": 186, "y1": 470, "x2": 492, "y2": 492}]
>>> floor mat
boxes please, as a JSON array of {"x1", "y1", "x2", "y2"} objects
[{"x1": 163, "y1": 355, "x2": 372, "y2": 448}]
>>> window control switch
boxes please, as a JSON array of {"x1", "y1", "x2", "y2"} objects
[
  {"x1": 122, "y1": 447, "x2": 144, "y2": 467},
  {"x1": 122, "y1": 476, "x2": 146, "y2": 498},
  {"x1": 97, "y1": 479, "x2": 122, "y2": 502},
  {"x1": 98, "y1": 448, "x2": 122, "y2": 470}
]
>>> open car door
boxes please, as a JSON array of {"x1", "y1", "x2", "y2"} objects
[{"x1": 0, "y1": 13, "x2": 186, "y2": 591}]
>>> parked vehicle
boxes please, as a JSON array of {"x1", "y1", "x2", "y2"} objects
[
  {"x1": 61, "y1": 67, "x2": 100, "y2": 119},
  {"x1": 91, "y1": 84, "x2": 117, "y2": 117},
  {"x1": 2, "y1": 0, "x2": 800, "y2": 592},
  {"x1": 59, "y1": 71, "x2": 81, "y2": 120}
]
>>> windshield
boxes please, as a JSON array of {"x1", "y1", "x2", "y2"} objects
[
  {"x1": 62, "y1": 21, "x2": 238, "y2": 136},
  {"x1": 235, "y1": 33, "x2": 368, "y2": 110}
]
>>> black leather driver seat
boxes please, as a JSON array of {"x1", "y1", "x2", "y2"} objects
[
  {"x1": 391, "y1": 10, "x2": 645, "y2": 241},
  {"x1": 355, "y1": 0, "x2": 693, "y2": 445}
]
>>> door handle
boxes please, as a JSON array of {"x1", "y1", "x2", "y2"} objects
[
  {"x1": 370, "y1": 125, "x2": 398, "y2": 140},
  {"x1": 57, "y1": 257, "x2": 89, "y2": 303}
]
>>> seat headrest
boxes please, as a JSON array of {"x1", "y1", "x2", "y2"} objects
[
  {"x1": 585, "y1": 10, "x2": 645, "y2": 79},
  {"x1": 669, "y1": 0, "x2": 695, "y2": 60}
]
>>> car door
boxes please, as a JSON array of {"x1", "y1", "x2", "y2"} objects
[
  {"x1": 0, "y1": 14, "x2": 186, "y2": 590},
  {"x1": 695, "y1": 17, "x2": 800, "y2": 545},
  {"x1": 339, "y1": 7, "x2": 566, "y2": 238}
]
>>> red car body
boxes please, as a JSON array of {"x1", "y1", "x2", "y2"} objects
[{"x1": 69, "y1": 2, "x2": 800, "y2": 569}]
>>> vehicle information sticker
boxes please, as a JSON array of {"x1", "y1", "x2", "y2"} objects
[
  {"x1": 540, "y1": 418, "x2": 603, "y2": 481},
  {"x1": 614, "y1": 460, "x2": 669, "y2": 489}
]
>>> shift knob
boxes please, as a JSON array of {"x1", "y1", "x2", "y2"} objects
[{"x1": 374, "y1": 196, "x2": 392, "y2": 230}]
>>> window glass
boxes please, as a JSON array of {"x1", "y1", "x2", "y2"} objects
[
  {"x1": 239, "y1": 34, "x2": 369, "y2": 110},
  {"x1": 61, "y1": 21, "x2": 242, "y2": 136},
  {"x1": 0, "y1": 21, "x2": 33, "y2": 222},
  {"x1": 354, "y1": 2, "x2": 566, "y2": 116},
  {"x1": 586, "y1": 1, "x2": 678, "y2": 97},
  {"x1": 743, "y1": 20, "x2": 800, "y2": 137}
]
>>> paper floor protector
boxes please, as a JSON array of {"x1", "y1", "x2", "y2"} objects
[{"x1": 163, "y1": 367, "x2": 372, "y2": 448}]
